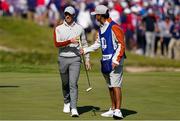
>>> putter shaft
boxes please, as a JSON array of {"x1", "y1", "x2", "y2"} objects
[{"x1": 78, "y1": 38, "x2": 91, "y2": 88}]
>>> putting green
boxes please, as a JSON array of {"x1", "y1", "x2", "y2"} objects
[{"x1": 0, "y1": 71, "x2": 180, "y2": 120}]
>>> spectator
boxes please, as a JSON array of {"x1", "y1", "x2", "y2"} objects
[
  {"x1": 122, "y1": 8, "x2": 135, "y2": 50},
  {"x1": 0, "y1": 0, "x2": 10, "y2": 16},
  {"x1": 136, "y1": 15, "x2": 146, "y2": 55},
  {"x1": 143, "y1": 8, "x2": 157, "y2": 57},
  {"x1": 0, "y1": 0, "x2": 2, "y2": 16},
  {"x1": 47, "y1": 0, "x2": 60, "y2": 27},
  {"x1": 16, "y1": 0, "x2": 28, "y2": 18},
  {"x1": 108, "y1": 1, "x2": 121, "y2": 24},
  {"x1": 168, "y1": 16, "x2": 180, "y2": 59},
  {"x1": 27, "y1": 0, "x2": 36, "y2": 21},
  {"x1": 77, "y1": 2, "x2": 93, "y2": 34},
  {"x1": 159, "y1": 16, "x2": 173, "y2": 56},
  {"x1": 154, "y1": 16, "x2": 163, "y2": 56},
  {"x1": 36, "y1": 0, "x2": 47, "y2": 25}
]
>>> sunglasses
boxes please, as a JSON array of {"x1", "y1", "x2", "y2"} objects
[{"x1": 64, "y1": 12, "x2": 74, "y2": 17}]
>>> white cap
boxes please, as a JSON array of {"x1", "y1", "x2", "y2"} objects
[
  {"x1": 91, "y1": 5, "x2": 108, "y2": 15},
  {"x1": 121, "y1": 1, "x2": 128, "y2": 8},
  {"x1": 148, "y1": 9, "x2": 153, "y2": 14},
  {"x1": 133, "y1": 0, "x2": 140, "y2": 2},
  {"x1": 64, "y1": 6, "x2": 75, "y2": 15},
  {"x1": 131, "y1": 6, "x2": 139, "y2": 13},
  {"x1": 124, "y1": 8, "x2": 131, "y2": 14},
  {"x1": 108, "y1": 1, "x2": 114, "y2": 9}
]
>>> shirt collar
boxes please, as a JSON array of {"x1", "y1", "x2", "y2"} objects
[
  {"x1": 100, "y1": 18, "x2": 112, "y2": 27},
  {"x1": 64, "y1": 20, "x2": 76, "y2": 27}
]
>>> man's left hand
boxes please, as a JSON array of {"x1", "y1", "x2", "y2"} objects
[{"x1": 112, "y1": 62, "x2": 119, "y2": 69}]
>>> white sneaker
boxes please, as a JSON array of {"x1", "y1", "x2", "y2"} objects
[
  {"x1": 71, "y1": 108, "x2": 79, "y2": 117},
  {"x1": 101, "y1": 108, "x2": 114, "y2": 117},
  {"x1": 113, "y1": 109, "x2": 123, "y2": 119},
  {"x1": 63, "y1": 103, "x2": 70, "y2": 113}
]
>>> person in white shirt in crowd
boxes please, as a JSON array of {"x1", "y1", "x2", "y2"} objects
[
  {"x1": 18, "y1": 0, "x2": 28, "y2": 17},
  {"x1": 47, "y1": 0, "x2": 59, "y2": 27},
  {"x1": 53, "y1": 6, "x2": 91, "y2": 117},
  {"x1": 159, "y1": 16, "x2": 173, "y2": 56},
  {"x1": 108, "y1": 1, "x2": 120, "y2": 24},
  {"x1": 7, "y1": 0, "x2": 27, "y2": 17},
  {"x1": 77, "y1": 2, "x2": 93, "y2": 36}
]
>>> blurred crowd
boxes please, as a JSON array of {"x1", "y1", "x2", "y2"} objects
[{"x1": 0, "y1": 0, "x2": 180, "y2": 59}]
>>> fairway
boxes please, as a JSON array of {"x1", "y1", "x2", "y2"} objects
[
  {"x1": 1, "y1": 16, "x2": 180, "y2": 120},
  {"x1": 0, "y1": 71, "x2": 180, "y2": 120}
]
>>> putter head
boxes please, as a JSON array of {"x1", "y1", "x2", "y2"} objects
[{"x1": 86, "y1": 87, "x2": 92, "y2": 92}]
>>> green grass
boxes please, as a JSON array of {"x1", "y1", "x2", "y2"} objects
[
  {"x1": 124, "y1": 52, "x2": 180, "y2": 68},
  {"x1": 0, "y1": 17, "x2": 54, "y2": 53},
  {"x1": 0, "y1": 17, "x2": 180, "y2": 69},
  {"x1": 0, "y1": 71, "x2": 180, "y2": 120},
  {"x1": 1, "y1": 17, "x2": 180, "y2": 120}
]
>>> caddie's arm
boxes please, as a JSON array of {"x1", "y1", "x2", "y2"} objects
[
  {"x1": 83, "y1": 32, "x2": 101, "y2": 54},
  {"x1": 111, "y1": 25, "x2": 125, "y2": 68}
]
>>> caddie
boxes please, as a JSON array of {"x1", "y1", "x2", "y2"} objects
[{"x1": 80, "y1": 4, "x2": 126, "y2": 119}]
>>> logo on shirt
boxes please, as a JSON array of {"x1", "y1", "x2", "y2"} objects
[{"x1": 101, "y1": 37, "x2": 107, "y2": 51}]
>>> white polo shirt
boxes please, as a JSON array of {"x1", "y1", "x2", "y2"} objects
[{"x1": 54, "y1": 21, "x2": 89, "y2": 61}]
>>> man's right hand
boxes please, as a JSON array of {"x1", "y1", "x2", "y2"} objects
[
  {"x1": 70, "y1": 36, "x2": 80, "y2": 44},
  {"x1": 70, "y1": 38, "x2": 78, "y2": 44}
]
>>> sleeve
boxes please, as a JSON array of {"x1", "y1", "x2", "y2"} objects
[
  {"x1": 53, "y1": 27, "x2": 71, "y2": 47},
  {"x1": 111, "y1": 24, "x2": 125, "y2": 65},
  {"x1": 80, "y1": 29, "x2": 90, "y2": 61},
  {"x1": 83, "y1": 31, "x2": 101, "y2": 54}
]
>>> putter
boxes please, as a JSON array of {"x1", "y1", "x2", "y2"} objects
[
  {"x1": 81, "y1": 54, "x2": 92, "y2": 92},
  {"x1": 78, "y1": 37, "x2": 92, "y2": 92}
]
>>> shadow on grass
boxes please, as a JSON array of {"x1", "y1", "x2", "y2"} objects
[
  {"x1": 78, "y1": 106, "x2": 137, "y2": 117},
  {"x1": 100, "y1": 108, "x2": 137, "y2": 117},
  {"x1": 121, "y1": 108, "x2": 137, "y2": 117},
  {"x1": 78, "y1": 106, "x2": 100, "y2": 115},
  {"x1": 0, "y1": 85, "x2": 20, "y2": 88}
]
